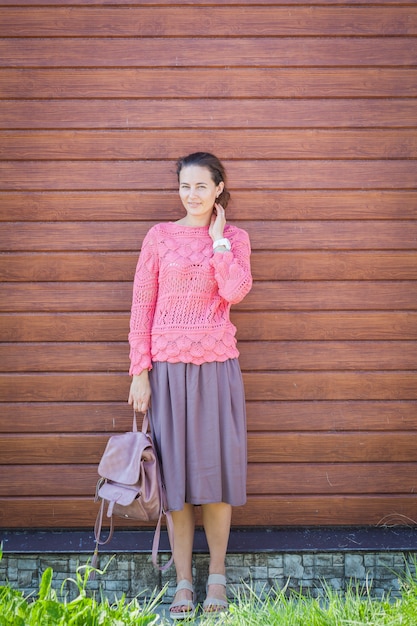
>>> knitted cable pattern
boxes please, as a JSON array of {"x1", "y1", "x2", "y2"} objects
[{"x1": 129, "y1": 222, "x2": 252, "y2": 375}]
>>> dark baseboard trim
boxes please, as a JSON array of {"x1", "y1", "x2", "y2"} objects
[{"x1": 1, "y1": 527, "x2": 417, "y2": 555}]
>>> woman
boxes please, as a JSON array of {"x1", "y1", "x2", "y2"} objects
[{"x1": 128, "y1": 152, "x2": 252, "y2": 619}]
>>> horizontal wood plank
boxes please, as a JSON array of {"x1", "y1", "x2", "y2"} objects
[
  {"x1": 239, "y1": 341, "x2": 417, "y2": 371},
  {"x1": 2, "y1": 341, "x2": 416, "y2": 372},
  {"x1": 1, "y1": 462, "x2": 416, "y2": 496},
  {"x1": 1, "y1": 38, "x2": 415, "y2": 67},
  {"x1": 2, "y1": 281, "x2": 417, "y2": 313},
  {"x1": 2, "y1": 222, "x2": 417, "y2": 252},
  {"x1": 247, "y1": 433, "x2": 417, "y2": 463},
  {"x1": 243, "y1": 372, "x2": 417, "y2": 401},
  {"x1": 1, "y1": 496, "x2": 415, "y2": 528},
  {"x1": 2, "y1": 312, "x2": 417, "y2": 343},
  {"x1": 244, "y1": 401, "x2": 417, "y2": 432},
  {"x1": 1, "y1": 160, "x2": 415, "y2": 190},
  {"x1": 3, "y1": 252, "x2": 417, "y2": 281},
  {"x1": 250, "y1": 252, "x2": 417, "y2": 280},
  {"x1": 248, "y1": 463, "x2": 417, "y2": 495},
  {"x1": 1, "y1": 7, "x2": 416, "y2": 37},
  {"x1": 1, "y1": 432, "x2": 416, "y2": 465},
  {"x1": 2, "y1": 72, "x2": 416, "y2": 99},
  {"x1": 0, "y1": 0, "x2": 412, "y2": 6},
  {"x1": 1, "y1": 372, "x2": 416, "y2": 402},
  {"x1": 240, "y1": 282, "x2": 417, "y2": 311},
  {"x1": 2, "y1": 129, "x2": 417, "y2": 160},
  {"x1": 235, "y1": 312, "x2": 417, "y2": 341},
  {"x1": 1, "y1": 191, "x2": 415, "y2": 221},
  {"x1": 0, "y1": 401, "x2": 416, "y2": 433}
]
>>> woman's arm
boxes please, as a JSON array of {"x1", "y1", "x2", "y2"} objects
[
  {"x1": 210, "y1": 228, "x2": 253, "y2": 304},
  {"x1": 128, "y1": 369, "x2": 151, "y2": 413},
  {"x1": 128, "y1": 228, "x2": 159, "y2": 375}
]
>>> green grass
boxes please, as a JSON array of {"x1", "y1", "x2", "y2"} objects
[
  {"x1": 201, "y1": 575, "x2": 417, "y2": 626},
  {"x1": 0, "y1": 554, "x2": 163, "y2": 626},
  {"x1": 1, "y1": 550, "x2": 416, "y2": 625}
]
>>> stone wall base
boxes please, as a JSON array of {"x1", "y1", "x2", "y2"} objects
[{"x1": 1, "y1": 551, "x2": 416, "y2": 607}]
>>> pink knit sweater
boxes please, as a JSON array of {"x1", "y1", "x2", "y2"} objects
[{"x1": 128, "y1": 221, "x2": 252, "y2": 375}]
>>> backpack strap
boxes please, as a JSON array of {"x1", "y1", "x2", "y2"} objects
[
  {"x1": 93, "y1": 496, "x2": 115, "y2": 547},
  {"x1": 151, "y1": 508, "x2": 174, "y2": 572},
  {"x1": 89, "y1": 497, "x2": 115, "y2": 580},
  {"x1": 140, "y1": 411, "x2": 149, "y2": 434},
  {"x1": 148, "y1": 410, "x2": 174, "y2": 572},
  {"x1": 150, "y1": 458, "x2": 174, "y2": 571}
]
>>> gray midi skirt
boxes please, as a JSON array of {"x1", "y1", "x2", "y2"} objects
[{"x1": 148, "y1": 359, "x2": 247, "y2": 511}]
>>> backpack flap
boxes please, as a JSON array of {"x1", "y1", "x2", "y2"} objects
[
  {"x1": 98, "y1": 430, "x2": 152, "y2": 485},
  {"x1": 97, "y1": 480, "x2": 140, "y2": 510}
]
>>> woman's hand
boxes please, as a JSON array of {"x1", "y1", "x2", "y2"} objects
[
  {"x1": 209, "y1": 203, "x2": 226, "y2": 243},
  {"x1": 128, "y1": 370, "x2": 151, "y2": 413}
]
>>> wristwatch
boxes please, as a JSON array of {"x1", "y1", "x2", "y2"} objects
[{"x1": 213, "y1": 238, "x2": 231, "y2": 251}]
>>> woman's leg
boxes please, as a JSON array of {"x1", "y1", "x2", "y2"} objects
[
  {"x1": 201, "y1": 502, "x2": 232, "y2": 606},
  {"x1": 170, "y1": 503, "x2": 195, "y2": 612}
]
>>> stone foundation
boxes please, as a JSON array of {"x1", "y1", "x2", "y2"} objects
[{"x1": 1, "y1": 550, "x2": 415, "y2": 607}]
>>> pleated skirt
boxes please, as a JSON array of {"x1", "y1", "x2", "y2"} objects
[{"x1": 148, "y1": 359, "x2": 247, "y2": 511}]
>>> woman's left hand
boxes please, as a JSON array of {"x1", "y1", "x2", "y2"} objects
[{"x1": 209, "y1": 203, "x2": 226, "y2": 242}]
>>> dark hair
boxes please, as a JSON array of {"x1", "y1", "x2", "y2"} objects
[{"x1": 176, "y1": 152, "x2": 231, "y2": 209}]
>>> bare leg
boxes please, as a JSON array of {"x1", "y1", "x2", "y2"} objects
[
  {"x1": 170, "y1": 503, "x2": 195, "y2": 613},
  {"x1": 201, "y1": 502, "x2": 232, "y2": 608}
]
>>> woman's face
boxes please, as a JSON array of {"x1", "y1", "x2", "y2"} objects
[{"x1": 179, "y1": 165, "x2": 224, "y2": 224}]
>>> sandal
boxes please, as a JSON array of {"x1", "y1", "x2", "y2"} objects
[
  {"x1": 203, "y1": 573, "x2": 228, "y2": 613},
  {"x1": 169, "y1": 579, "x2": 196, "y2": 621}
]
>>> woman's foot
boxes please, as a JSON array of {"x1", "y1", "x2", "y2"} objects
[
  {"x1": 169, "y1": 579, "x2": 196, "y2": 620},
  {"x1": 203, "y1": 574, "x2": 228, "y2": 613}
]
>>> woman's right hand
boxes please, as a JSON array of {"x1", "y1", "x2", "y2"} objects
[{"x1": 128, "y1": 370, "x2": 151, "y2": 413}]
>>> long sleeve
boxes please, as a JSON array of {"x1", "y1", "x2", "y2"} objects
[
  {"x1": 210, "y1": 229, "x2": 252, "y2": 304},
  {"x1": 128, "y1": 221, "x2": 252, "y2": 369},
  {"x1": 128, "y1": 228, "x2": 159, "y2": 375}
]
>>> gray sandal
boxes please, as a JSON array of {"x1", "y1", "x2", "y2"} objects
[
  {"x1": 203, "y1": 573, "x2": 228, "y2": 613},
  {"x1": 169, "y1": 579, "x2": 196, "y2": 621}
]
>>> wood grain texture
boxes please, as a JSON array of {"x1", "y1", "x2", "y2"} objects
[
  {"x1": 2, "y1": 72, "x2": 417, "y2": 98},
  {"x1": 2, "y1": 160, "x2": 416, "y2": 190},
  {"x1": 1, "y1": 312, "x2": 417, "y2": 343},
  {"x1": 2, "y1": 281, "x2": 417, "y2": 313},
  {"x1": 0, "y1": 401, "x2": 416, "y2": 433},
  {"x1": 243, "y1": 372, "x2": 417, "y2": 401},
  {"x1": 2, "y1": 222, "x2": 417, "y2": 252},
  {"x1": 0, "y1": 0, "x2": 413, "y2": 6},
  {"x1": 2, "y1": 341, "x2": 416, "y2": 372},
  {"x1": 1, "y1": 463, "x2": 416, "y2": 496},
  {"x1": 1, "y1": 432, "x2": 416, "y2": 465},
  {"x1": 1, "y1": 7, "x2": 416, "y2": 37},
  {"x1": 1, "y1": 191, "x2": 415, "y2": 221},
  {"x1": 1, "y1": 372, "x2": 416, "y2": 402},
  {"x1": 0, "y1": 496, "x2": 415, "y2": 528},
  {"x1": 3, "y1": 251, "x2": 417, "y2": 281},
  {"x1": 1, "y1": 38, "x2": 415, "y2": 68},
  {"x1": 1, "y1": 0, "x2": 416, "y2": 530},
  {"x1": 3, "y1": 129, "x2": 417, "y2": 160}
]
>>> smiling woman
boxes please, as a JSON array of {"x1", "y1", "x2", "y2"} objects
[
  {"x1": 178, "y1": 166, "x2": 221, "y2": 224},
  {"x1": 177, "y1": 151, "x2": 230, "y2": 219},
  {"x1": 127, "y1": 152, "x2": 252, "y2": 618}
]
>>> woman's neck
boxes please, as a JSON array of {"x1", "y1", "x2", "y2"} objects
[{"x1": 176, "y1": 216, "x2": 210, "y2": 227}]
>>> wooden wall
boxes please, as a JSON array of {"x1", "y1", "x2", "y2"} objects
[{"x1": 0, "y1": 0, "x2": 416, "y2": 530}]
